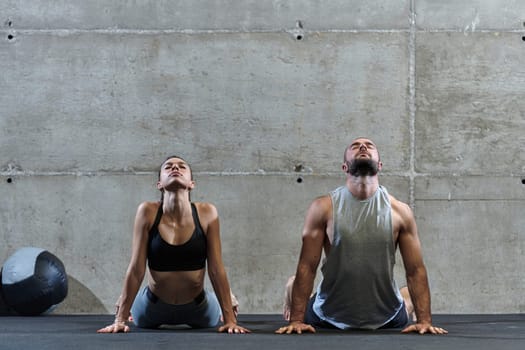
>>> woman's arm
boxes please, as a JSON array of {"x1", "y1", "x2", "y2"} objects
[
  {"x1": 199, "y1": 202, "x2": 250, "y2": 334},
  {"x1": 97, "y1": 201, "x2": 154, "y2": 333}
]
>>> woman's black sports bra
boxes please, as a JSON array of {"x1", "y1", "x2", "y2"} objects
[{"x1": 147, "y1": 203, "x2": 207, "y2": 271}]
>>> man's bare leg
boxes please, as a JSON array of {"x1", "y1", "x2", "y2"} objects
[
  {"x1": 283, "y1": 275, "x2": 317, "y2": 321},
  {"x1": 282, "y1": 276, "x2": 296, "y2": 321},
  {"x1": 400, "y1": 286, "x2": 416, "y2": 321}
]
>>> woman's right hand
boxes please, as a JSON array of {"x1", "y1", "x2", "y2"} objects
[
  {"x1": 97, "y1": 297, "x2": 132, "y2": 333},
  {"x1": 97, "y1": 320, "x2": 130, "y2": 333}
]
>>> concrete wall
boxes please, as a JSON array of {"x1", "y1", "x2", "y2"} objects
[{"x1": 1, "y1": 1, "x2": 524, "y2": 314}]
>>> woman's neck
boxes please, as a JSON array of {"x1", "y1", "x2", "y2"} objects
[{"x1": 161, "y1": 191, "x2": 192, "y2": 221}]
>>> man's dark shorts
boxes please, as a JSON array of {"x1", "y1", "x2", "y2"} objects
[{"x1": 304, "y1": 294, "x2": 410, "y2": 330}]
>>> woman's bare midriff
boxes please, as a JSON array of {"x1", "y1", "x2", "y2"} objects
[{"x1": 147, "y1": 268, "x2": 206, "y2": 305}]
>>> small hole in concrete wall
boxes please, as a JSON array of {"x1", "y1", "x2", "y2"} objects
[
  {"x1": 522, "y1": 178, "x2": 525, "y2": 185},
  {"x1": 296, "y1": 177, "x2": 303, "y2": 184},
  {"x1": 6, "y1": 178, "x2": 13, "y2": 184},
  {"x1": 7, "y1": 34, "x2": 14, "y2": 40},
  {"x1": 296, "y1": 34, "x2": 303, "y2": 41}
]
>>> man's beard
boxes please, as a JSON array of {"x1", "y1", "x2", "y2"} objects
[{"x1": 346, "y1": 158, "x2": 379, "y2": 176}]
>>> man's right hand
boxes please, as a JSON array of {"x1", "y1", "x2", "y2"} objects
[{"x1": 275, "y1": 321, "x2": 316, "y2": 334}]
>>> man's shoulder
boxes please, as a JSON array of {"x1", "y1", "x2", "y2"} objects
[
  {"x1": 313, "y1": 193, "x2": 332, "y2": 204},
  {"x1": 387, "y1": 194, "x2": 414, "y2": 220},
  {"x1": 308, "y1": 194, "x2": 332, "y2": 215}
]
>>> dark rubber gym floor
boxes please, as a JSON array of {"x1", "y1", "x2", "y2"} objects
[{"x1": 0, "y1": 314, "x2": 524, "y2": 350}]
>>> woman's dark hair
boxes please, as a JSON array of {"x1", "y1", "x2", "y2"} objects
[{"x1": 158, "y1": 155, "x2": 193, "y2": 202}]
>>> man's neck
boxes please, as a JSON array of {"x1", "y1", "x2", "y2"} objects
[{"x1": 346, "y1": 175, "x2": 379, "y2": 200}]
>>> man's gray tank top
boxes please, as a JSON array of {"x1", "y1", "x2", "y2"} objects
[{"x1": 312, "y1": 185, "x2": 403, "y2": 329}]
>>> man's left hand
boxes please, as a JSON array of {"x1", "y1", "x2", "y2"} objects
[{"x1": 401, "y1": 322, "x2": 448, "y2": 335}]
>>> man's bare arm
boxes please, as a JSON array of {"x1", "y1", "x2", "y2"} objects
[
  {"x1": 395, "y1": 200, "x2": 447, "y2": 335},
  {"x1": 276, "y1": 196, "x2": 330, "y2": 334}
]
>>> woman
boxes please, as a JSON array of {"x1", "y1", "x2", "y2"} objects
[{"x1": 98, "y1": 156, "x2": 249, "y2": 334}]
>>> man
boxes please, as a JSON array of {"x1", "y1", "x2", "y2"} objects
[{"x1": 276, "y1": 138, "x2": 447, "y2": 335}]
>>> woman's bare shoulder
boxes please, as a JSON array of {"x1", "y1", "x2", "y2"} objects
[
  {"x1": 192, "y1": 201, "x2": 218, "y2": 220},
  {"x1": 135, "y1": 201, "x2": 161, "y2": 222}
]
